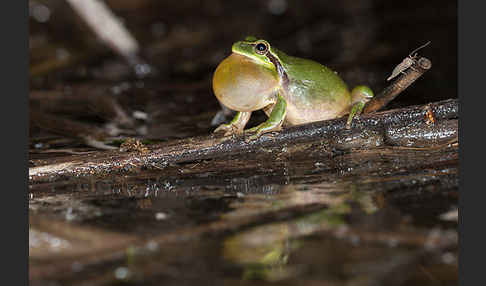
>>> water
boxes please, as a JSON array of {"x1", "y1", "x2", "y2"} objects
[{"x1": 29, "y1": 143, "x2": 457, "y2": 285}]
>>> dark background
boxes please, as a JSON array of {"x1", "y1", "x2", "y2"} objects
[{"x1": 29, "y1": 0, "x2": 457, "y2": 109}]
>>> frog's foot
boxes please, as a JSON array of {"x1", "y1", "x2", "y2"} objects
[
  {"x1": 346, "y1": 85, "x2": 374, "y2": 129},
  {"x1": 244, "y1": 94, "x2": 287, "y2": 141},
  {"x1": 214, "y1": 123, "x2": 243, "y2": 136},
  {"x1": 245, "y1": 123, "x2": 283, "y2": 141},
  {"x1": 213, "y1": 111, "x2": 252, "y2": 137},
  {"x1": 345, "y1": 102, "x2": 364, "y2": 129}
]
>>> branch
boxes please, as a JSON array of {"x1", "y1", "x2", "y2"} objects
[{"x1": 29, "y1": 99, "x2": 458, "y2": 183}]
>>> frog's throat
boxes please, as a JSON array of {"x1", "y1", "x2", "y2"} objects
[{"x1": 266, "y1": 52, "x2": 289, "y2": 89}]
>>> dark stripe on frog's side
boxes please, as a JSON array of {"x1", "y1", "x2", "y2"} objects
[{"x1": 265, "y1": 52, "x2": 290, "y2": 89}]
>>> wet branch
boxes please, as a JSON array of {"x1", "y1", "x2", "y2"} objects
[{"x1": 29, "y1": 99, "x2": 458, "y2": 183}]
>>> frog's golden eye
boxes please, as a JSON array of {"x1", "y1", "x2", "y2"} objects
[{"x1": 254, "y1": 42, "x2": 269, "y2": 55}]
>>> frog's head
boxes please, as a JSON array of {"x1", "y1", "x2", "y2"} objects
[{"x1": 231, "y1": 37, "x2": 279, "y2": 71}]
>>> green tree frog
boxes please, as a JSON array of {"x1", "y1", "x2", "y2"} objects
[{"x1": 212, "y1": 37, "x2": 373, "y2": 140}]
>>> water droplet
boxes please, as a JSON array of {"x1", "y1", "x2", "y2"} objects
[
  {"x1": 442, "y1": 252, "x2": 455, "y2": 264},
  {"x1": 236, "y1": 192, "x2": 245, "y2": 198},
  {"x1": 146, "y1": 240, "x2": 159, "y2": 251},
  {"x1": 132, "y1": 110, "x2": 148, "y2": 120},
  {"x1": 134, "y1": 63, "x2": 152, "y2": 78},
  {"x1": 50, "y1": 238, "x2": 61, "y2": 248},
  {"x1": 155, "y1": 212, "x2": 168, "y2": 220},
  {"x1": 114, "y1": 267, "x2": 130, "y2": 280},
  {"x1": 65, "y1": 207, "x2": 76, "y2": 221}
]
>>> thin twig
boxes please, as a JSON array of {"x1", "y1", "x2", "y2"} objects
[
  {"x1": 29, "y1": 149, "x2": 96, "y2": 155},
  {"x1": 30, "y1": 90, "x2": 135, "y2": 128},
  {"x1": 30, "y1": 110, "x2": 109, "y2": 141},
  {"x1": 364, "y1": 57, "x2": 432, "y2": 113}
]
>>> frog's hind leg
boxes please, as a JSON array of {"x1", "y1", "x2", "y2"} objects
[
  {"x1": 214, "y1": 111, "x2": 252, "y2": 136},
  {"x1": 245, "y1": 93, "x2": 287, "y2": 141},
  {"x1": 346, "y1": 85, "x2": 374, "y2": 129}
]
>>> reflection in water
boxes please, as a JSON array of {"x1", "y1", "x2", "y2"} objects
[
  {"x1": 222, "y1": 182, "x2": 381, "y2": 281},
  {"x1": 29, "y1": 147, "x2": 456, "y2": 284},
  {"x1": 224, "y1": 223, "x2": 294, "y2": 281},
  {"x1": 222, "y1": 180, "x2": 379, "y2": 221}
]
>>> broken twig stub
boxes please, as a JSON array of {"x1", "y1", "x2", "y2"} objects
[
  {"x1": 386, "y1": 41, "x2": 431, "y2": 81},
  {"x1": 364, "y1": 57, "x2": 432, "y2": 114}
]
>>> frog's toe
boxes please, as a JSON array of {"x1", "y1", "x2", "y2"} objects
[
  {"x1": 243, "y1": 128, "x2": 260, "y2": 142},
  {"x1": 245, "y1": 127, "x2": 281, "y2": 142},
  {"x1": 215, "y1": 124, "x2": 244, "y2": 137},
  {"x1": 245, "y1": 124, "x2": 282, "y2": 135},
  {"x1": 345, "y1": 116, "x2": 353, "y2": 129},
  {"x1": 224, "y1": 129, "x2": 240, "y2": 137},
  {"x1": 244, "y1": 126, "x2": 259, "y2": 133},
  {"x1": 213, "y1": 124, "x2": 228, "y2": 134},
  {"x1": 214, "y1": 124, "x2": 232, "y2": 135},
  {"x1": 246, "y1": 132, "x2": 262, "y2": 142}
]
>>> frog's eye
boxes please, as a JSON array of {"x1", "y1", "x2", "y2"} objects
[{"x1": 254, "y1": 42, "x2": 269, "y2": 55}]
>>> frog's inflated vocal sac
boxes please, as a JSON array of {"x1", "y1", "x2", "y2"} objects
[{"x1": 212, "y1": 37, "x2": 374, "y2": 140}]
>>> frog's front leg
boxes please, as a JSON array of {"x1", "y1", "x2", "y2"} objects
[
  {"x1": 214, "y1": 111, "x2": 252, "y2": 136},
  {"x1": 345, "y1": 85, "x2": 374, "y2": 129},
  {"x1": 245, "y1": 94, "x2": 287, "y2": 141}
]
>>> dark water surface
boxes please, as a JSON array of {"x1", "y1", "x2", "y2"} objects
[{"x1": 30, "y1": 143, "x2": 458, "y2": 285}]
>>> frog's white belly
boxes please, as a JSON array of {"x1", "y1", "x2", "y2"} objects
[
  {"x1": 284, "y1": 101, "x2": 350, "y2": 125},
  {"x1": 280, "y1": 88, "x2": 352, "y2": 125}
]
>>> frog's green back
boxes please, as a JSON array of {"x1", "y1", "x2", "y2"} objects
[
  {"x1": 275, "y1": 48, "x2": 351, "y2": 103},
  {"x1": 270, "y1": 48, "x2": 353, "y2": 125}
]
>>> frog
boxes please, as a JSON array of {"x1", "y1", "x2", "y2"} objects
[{"x1": 212, "y1": 37, "x2": 374, "y2": 140}]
